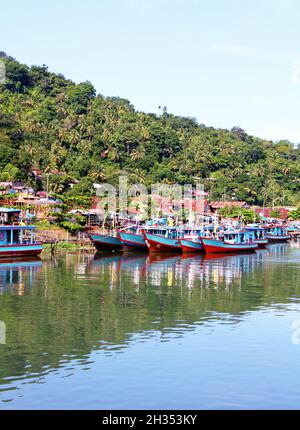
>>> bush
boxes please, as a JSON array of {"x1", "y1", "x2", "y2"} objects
[{"x1": 60, "y1": 221, "x2": 83, "y2": 233}]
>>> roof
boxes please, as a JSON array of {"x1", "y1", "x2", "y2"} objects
[
  {"x1": 254, "y1": 207, "x2": 290, "y2": 219},
  {"x1": 210, "y1": 201, "x2": 249, "y2": 209},
  {"x1": 32, "y1": 168, "x2": 42, "y2": 175},
  {"x1": 36, "y1": 191, "x2": 48, "y2": 197},
  {"x1": 0, "y1": 225, "x2": 36, "y2": 230},
  {"x1": 0, "y1": 181, "x2": 26, "y2": 188},
  {"x1": 0, "y1": 207, "x2": 21, "y2": 213}
]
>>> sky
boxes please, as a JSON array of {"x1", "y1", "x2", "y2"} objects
[{"x1": 1, "y1": 0, "x2": 300, "y2": 142}]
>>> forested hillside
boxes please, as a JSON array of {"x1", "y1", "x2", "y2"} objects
[{"x1": 0, "y1": 52, "x2": 300, "y2": 205}]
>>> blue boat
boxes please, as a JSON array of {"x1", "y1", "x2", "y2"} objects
[
  {"x1": 263, "y1": 225, "x2": 290, "y2": 243},
  {"x1": 117, "y1": 226, "x2": 147, "y2": 251},
  {"x1": 143, "y1": 228, "x2": 182, "y2": 252},
  {"x1": 0, "y1": 208, "x2": 42, "y2": 258},
  {"x1": 0, "y1": 225, "x2": 43, "y2": 258},
  {"x1": 244, "y1": 225, "x2": 268, "y2": 248},
  {"x1": 89, "y1": 232, "x2": 123, "y2": 252}
]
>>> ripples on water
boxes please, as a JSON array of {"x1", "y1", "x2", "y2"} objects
[{"x1": 1, "y1": 243, "x2": 300, "y2": 408}]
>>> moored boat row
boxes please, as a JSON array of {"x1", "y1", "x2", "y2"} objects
[{"x1": 89, "y1": 223, "x2": 291, "y2": 255}]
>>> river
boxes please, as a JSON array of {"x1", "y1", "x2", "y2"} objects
[{"x1": 0, "y1": 243, "x2": 300, "y2": 409}]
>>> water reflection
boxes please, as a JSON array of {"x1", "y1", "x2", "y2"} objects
[
  {"x1": 0, "y1": 258, "x2": 42, "y2": 295},
  {"x1": 0, "y1": 244, "x2": 300, "y2": 407},
  {"x1": 90, "y1": 245, "x2": 289, "y2": 291}
]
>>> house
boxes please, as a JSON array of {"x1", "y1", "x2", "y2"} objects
[
  {"x1": 67, "y1": 179, "x2": 80, "y2": 189},
  {"x1": 36, "y1": 191, "x2": 48, "y2": 198},
  {"x1": 254, "y1": 207, "x2": 291, "y2": 220},
  {"x1": 32, "y1": 168, "x2": 42, "y2": 181},
  {"x1": 49, "y1": 169, "x2": 65, "y2": 176},
  {"x1": 0, "y1": 181, "x2": 32, "y2": 194}
]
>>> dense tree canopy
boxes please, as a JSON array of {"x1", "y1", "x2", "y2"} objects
[{"x1": 0, "y1": 52, "x2": 300, "y2": 205}]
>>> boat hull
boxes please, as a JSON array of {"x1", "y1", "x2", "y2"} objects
[
  {"x1": 180, "y1": 238, "x2": 204, "y2": 253},
  {"x1": 0, "y1": 243, "x2": 43, "y2": 258},
  {"x1": 265, "y1": 234, "x2": 290, "y2": 243},
  {"x1": 89, "y1": 233, "x2": 123, "y2": 252},
  {"x1": 254, "y1": 239, "x2": 269, "y2": 249},
  {"x1": 117, "y1": 230, "x2": 147, "y2": 251},
  {"x1": 143, "y1": 232, "x2": 181, "y2": 252},
  {"x1": 200, "y1": 237, "x2": 258, "y2": 254}
]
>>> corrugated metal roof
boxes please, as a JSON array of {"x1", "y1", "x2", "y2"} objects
[
  {"x1": 0, "y1": 207, "x2": 21, "y2": 213},
  {"x1": 210, "y1": 201, "x2": 248, "y2": 209}
]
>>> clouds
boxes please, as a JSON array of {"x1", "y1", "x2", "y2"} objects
[
  {"x1": 211, "y1": 43, "x2": 257, "y2": 59},
  {"x1": 291, "y1": 59, "x2": 300, "y2": 85}
]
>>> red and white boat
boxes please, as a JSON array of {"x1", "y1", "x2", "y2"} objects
[
  {"x1": 143, "y1": 228, "x2": 181, "y2": 252},
  {"x1": 117, "y1": 226, "x2": 147, "y2": 251},
  {"x1": 179, "y1": 238, "x2": 203, "y2": 253},
  {"x1": 200, "y1": 230, "x2": 258, "y2": 254},
  {"x1": 178, "y1": 227, "x2": 204, "y2": 253}
]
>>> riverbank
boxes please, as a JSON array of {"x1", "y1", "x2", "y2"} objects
[{"x1": 42, "y1": 241, "x2": 93, "y2": 251}]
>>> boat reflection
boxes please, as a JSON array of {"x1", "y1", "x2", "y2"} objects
[
  {"x1": 0, "y1": 244, "x2": 298, "y2": 405},
  {"x1": 0, "y1": 257, "x2": 42, "y2": 295},
  {"x1": 92, "y1": 247, "x2": 279, "y2": 290},
  {"x1": 267, "y1": 243, "x2": 290, "y2": 255}
]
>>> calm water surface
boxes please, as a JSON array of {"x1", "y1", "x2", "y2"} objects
[{"x1": 1, "y1": 243, "x2": 300, "y2": 409}]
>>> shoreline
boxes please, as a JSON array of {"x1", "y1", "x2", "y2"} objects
[{"x1": 41, "y1": 241, "x2": 94, "y2": 254}]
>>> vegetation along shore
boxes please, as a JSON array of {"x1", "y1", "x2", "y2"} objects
[{"x1": 1, "y1": 51, "x2": 300, "y2": 234}]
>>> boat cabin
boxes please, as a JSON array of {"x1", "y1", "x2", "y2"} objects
[
  {"x1": 0, "y1": 207, "x2": 21, "y2": 225},
  {"x1": 223, "y1": 230, "x2": 252, "y2": 244},
  {"x1": 0, "y1": 225, "x2": 37, "y2": 245},
  {"x1": 181, "y1": 228, "x2": 203, "y2": 239},
  {"x1": 144, "y1": 227, "x2": 179, "y2": 239},
  {"x1": 244, "y1": 226, "x2": 266, "y2": 241},
  {"x1": 264, "y1": 225, "x2": 287, "y2": 236}
]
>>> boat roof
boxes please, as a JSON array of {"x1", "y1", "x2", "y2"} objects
[
  {"x1": 263, "y1": 224, "x2": 284, "y2": 228},
  {"x1": 224, "y1": 229, "x2": 249, "y2": 235},
  {"x1": 0, "y1": 207, "x2": 21, "y2": 213},
  {"x1": 144, "y1": 226, "x2": 178, "y2": 230},
  {"x1": 0, "y1": 225, "x2": 36, "y2": 230}
]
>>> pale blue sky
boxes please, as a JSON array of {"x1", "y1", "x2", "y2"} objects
[{"x1": 1, "y1": 0, "x2": 300, "y2": 142}]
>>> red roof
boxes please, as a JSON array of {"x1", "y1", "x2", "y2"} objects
[
  {"x1": 210, "y1": 201, "x2": 249, "y2": 209},
  {"x1": 36, "y1": 191, "x2": 48, "y2": 198},
  {"x1": 91, "y1": 196, "x2": 101, "y2": 209},
  {"x1": 32, "y1": 168, "x2": 42, "y2": 176},
  {"x1": 254, "y1": 207, "x2": 290, "y2": 219}
]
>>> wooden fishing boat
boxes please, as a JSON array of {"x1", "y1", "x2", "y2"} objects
[
  {"x1": 263, "y1": 225, "x2": 290, "y2": 243},
  {"x1": 178, "y1": 227, "x2": 204, "y2": 253},
  {"x1": 200, "y1": 230, "x2": 258, "y2": 254},
  {"x1": 143, "y1": 228, "x2": 182, "y2": 252},
  {"x1": 117, "y1": 226, "x2": 147, "y2": 251},
  {"x1": 179, "y1": 238, "x2": 203, "y2": 253},
  {"x1": 89, "y1": 232, "x2": 123, "y2": 252},
  {"x1": 0, "y1": 225, "x2": 43, "y2": 258}
]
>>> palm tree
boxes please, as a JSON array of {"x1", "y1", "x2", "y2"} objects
[{"x1": 130, "y1": 145, "x2": 145, "y2": 161}]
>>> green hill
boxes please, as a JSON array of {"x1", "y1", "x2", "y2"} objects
[{"x1": 0, "y1": 52, "x2": 299, "y2": 206}]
